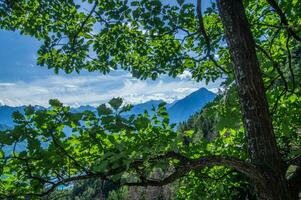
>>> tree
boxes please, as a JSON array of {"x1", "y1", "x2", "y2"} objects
[
  {"x1": 218, "y1": 1, "x2": 289, "y2": 199},
  {"x1": 0, "y1": 0, "x2": 300, "y2": 199}
]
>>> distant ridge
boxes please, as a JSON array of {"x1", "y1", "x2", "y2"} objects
[
  {"x1": 0, "y1": 88, "x2": 216, "y2": 129},
  {"x1": 168, "y1": 88, "x2": 216, "y2": 123},
  {"x1": 0, "y1": 105, "x2": 25, "y2": 127},
  {"x1": 130, "y1": 100, "x2": 163, "y2": 115},
  {"x1": 0, "y1": 124, "x2": 11, "y2": 131}
]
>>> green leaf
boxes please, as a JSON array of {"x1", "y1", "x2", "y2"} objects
[
  {"x1": 177, "y1": 0, "x2": 185, "y2": 6},
  {"x1": 134, "y1": 116, "x2": 150, "y2": 129},
  {"x1": 49, "y1": 99, "x2": 63, "y2": 108},
  {"x1": 120, "y1": 104, "x2": 133, "y2": 113},
  {"x1": 97, "y1": 104, "x2": 113, "y2": 116},
  {"x1": 108, "y1": 97, "x2": 123, "y2": 110}
]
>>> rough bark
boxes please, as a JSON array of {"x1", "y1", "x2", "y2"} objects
[
  {"x1": 216, "y1": 0, "x2": 290, "y2": 199},
  {"x1": 125, "y1": 154, "x2": 266, "y2": 188},
  {"x1": 287, "y1": 166, "x2": 301, "y2": 199}
]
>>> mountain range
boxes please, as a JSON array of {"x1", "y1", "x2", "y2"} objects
[{"x1": 0, "y1": 88, "x2": 216, "y2": 130}]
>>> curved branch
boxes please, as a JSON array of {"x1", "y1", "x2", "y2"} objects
[
  {"x1": 255, "y1": 44, "x2": 288, "y2": 91},
  {"x1": 196, "y1": 0, "x2": 229, "y2": 74},
  {"x1": 197, "y1": 0, "x2": 211, "y2": 57},
  {"x1": 50, "y1": 131, "x2": 89, "y2": 174},
  {"x1": 271, "y1": 89, "x2": 286, "y2": 114},
  {"x1": 266, "y1": 0, "x2": 301, "y2": 42},
  {"x1": 1, "y1": 153, "x2": 266, "y2": 198},
  {"x1": 287, "y1": 166, "x2": 301, "y2": 199},
  {"x1": 72, "y1": 0, "x2": 98, "y2": 43},
  {"x1": 286, "y1": 155, "x2": 301, "y2": 166},
  {"x1": 285, "y1": 36, "x2": 295, "y2": 90},
  {"x1": 125, "y1": 154, "x2": 266, "y2": 188}
]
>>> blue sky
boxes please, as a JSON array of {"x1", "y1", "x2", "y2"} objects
[{"x1": 0, "y1": 1, "x2": 220, "y2": 107}]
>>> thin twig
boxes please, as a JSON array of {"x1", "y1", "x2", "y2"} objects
[
  {"x1": 285, "y1": 36, "x2": 295, "y2": 91},
  {"x1": 266, "y1": 0, "x2": 301, "y2": 42},
  {"x1": 196, "y1": 0, "x2": 229, "y2": 74},
  {"x1": 255, "y1": 44, "x2": 288, "y2": 91}
]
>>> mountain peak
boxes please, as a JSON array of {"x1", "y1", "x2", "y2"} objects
[
  {"x1": 0, "y1": 88, "x2": 216, "y2": 127},
  {"x1": 168, "y1": 87, "x2": 216, "y2": 123},
  {"x1": 190, "y1": 87, "x2": 213, "y2": 95}
]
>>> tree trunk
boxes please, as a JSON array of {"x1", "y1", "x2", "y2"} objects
[{"x1": 216, "y1": 0, "x2": 290, "y2": 199}]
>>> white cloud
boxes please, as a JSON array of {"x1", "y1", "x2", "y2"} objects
[
  {"x1": 177, "y1": 70, "x2": 192, "y2": 80},
  {"x1": 0, "y1": 72, "x2": 221, "y2": 107},
  {"x1": 0, "y1": 83, "x2": 16, "y2": 86},
  {"x1": 208, "y1": 88, "x2": 220, "y2": 94}
]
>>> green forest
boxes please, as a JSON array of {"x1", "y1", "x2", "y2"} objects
[{"x1": 0, "y1": 0, "x2": 300, "y2": 199}]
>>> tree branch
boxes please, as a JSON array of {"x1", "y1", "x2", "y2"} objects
[
  {"x1": 196, "y1": 0, "x2": 229, "y2": 74},
  {"x1": 287, "y1": 166, "x2": 301, "y2": 199},
  {"x1": 125, "y1": 154, "x2": 265, "y2": 189},
  {"x1": 285, "y1": 36, "x2": 295, "y2": 91},
  {"x1": 286, "y1": 155, "x2": 301, "y2": 166},
  {"x1": 72, "y1": 0, "x2": 98, "y2": 43},
  {"x1": 255, "y1": 44, "x2": 288, "y2": 91},
  {"x1": 1, "y1": 152, "x2": 266, "y2": 198},
  {"x1": 266, "y1": 0, "x2": 301, "y2": 42},
  {"x1": 50, "y1": 131, "x2": 90, "y2": 174}
]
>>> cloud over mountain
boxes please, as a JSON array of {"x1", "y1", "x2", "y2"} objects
[{"x1": 0, "y1": 72, "x2": 220, "y2": 107}]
